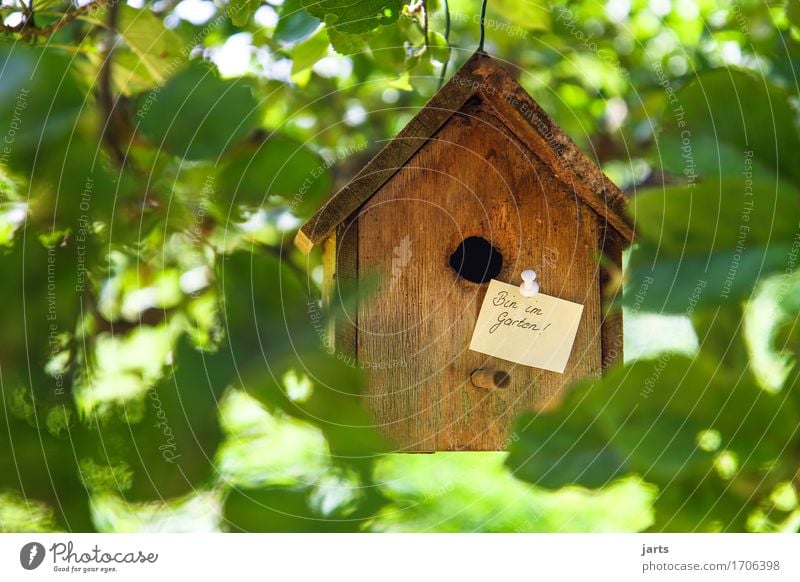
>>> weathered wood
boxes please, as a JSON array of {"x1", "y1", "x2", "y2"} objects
[
  {"x1": 320, "y1": 231, "x2": 337, "y2": 354},
  {"x1": 356, "y1": 98, "x2": 603, "y2": 451},
  {"x1": 295, "y1": 56, "x2": 484, "y2": 254},
  {"x1": 334, "y1": 218, "x2": 358, "y2": 357},
  {"x1": 600, "y1": 228, "x2": 624, "y2": 370},
  {"x1": 296, "y1": 52, "x2": 633, "y2": 254}
]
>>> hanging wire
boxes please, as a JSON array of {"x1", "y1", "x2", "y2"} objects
[
  {"x1": 477, "y1": 0, "x2": 488, "y2": 53},
  {"x1": 437, "y1": 0, "x2": 451, "y2": 89}
]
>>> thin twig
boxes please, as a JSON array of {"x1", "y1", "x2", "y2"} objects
[
  {"x1": 98, "y1": 0, "x2": 126, "y2": 167},
  {"x1": 1, "y1": 0, "x2": 110, "y2": 40}
]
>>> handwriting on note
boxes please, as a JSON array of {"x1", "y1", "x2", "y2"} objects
[{"x1": 468, "y1": 279, "x2": 584, "y2": 373}]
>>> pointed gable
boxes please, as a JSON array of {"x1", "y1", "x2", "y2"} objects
[{"x1": 296, "y1": 52, "x2": 633, "y2": 254}]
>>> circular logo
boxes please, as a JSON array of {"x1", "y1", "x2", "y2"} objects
[{"x1": 19, "y1": 542, "x2": 46, "y2": 570}]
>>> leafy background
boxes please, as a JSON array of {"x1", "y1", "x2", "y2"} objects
[{"x1": 1, "y1": 0, "x2": 799, "y2": 532}]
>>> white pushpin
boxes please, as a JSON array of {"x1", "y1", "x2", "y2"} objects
[{"x1": 520, "y1": 269, "x2": 539, "y2": 297}]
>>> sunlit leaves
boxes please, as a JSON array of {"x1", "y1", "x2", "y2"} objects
[
  {"x1": 87, "y1": 6, "x2": 186, "y2": 90},
  {"x1": 506, "y1": 355, "x2": 800, "y2": 531},
  {"x1": 228, "y1": 0, "x2": 261, "y2": 27},
  {"x1": 491, "y1": 0, "x2": 551, "y2": 32},
  {"x1": 78, "y1": 338, "x2": 228, "y2": 501},
  {"x1": 300, "y1": 0, "x2": 401, "y2": 53}
]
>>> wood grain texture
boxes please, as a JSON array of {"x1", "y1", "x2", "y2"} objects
[
  {"x1": 334, "y1": 218, "x2": 359, "y2": 357},
  {"x1": 600, "y1": 228, "x2": 624, "y2": 370},
  {"x1": 296, "y1": 52, "x2": 633, "y2": 253},
  {"x1": 355, "y1": 98, "x2": 603, "y2": 451}
]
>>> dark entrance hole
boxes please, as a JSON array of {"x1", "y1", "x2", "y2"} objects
[{"x1": 449, "y1": 236, "x2": 503, "y2": 284}]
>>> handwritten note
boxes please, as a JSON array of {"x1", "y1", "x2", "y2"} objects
[{"x1": 469, "y1": 279, "x2": 584, "y2": 373}]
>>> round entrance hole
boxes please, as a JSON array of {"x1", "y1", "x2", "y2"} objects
[{"x1": 449, "y1": 236, "x2": 503, "y2": 283}]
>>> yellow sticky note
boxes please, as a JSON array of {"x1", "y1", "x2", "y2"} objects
[{"x1": 468, "y1": 279, "x2": 584, "y2": 373}]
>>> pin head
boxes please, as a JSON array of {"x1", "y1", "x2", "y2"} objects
[{"x1": 520, "y1": 270, "x2": 539, "y2": 297}]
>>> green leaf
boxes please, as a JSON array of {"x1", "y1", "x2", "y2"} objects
[
  {"x1": 0, "y1": 45, "x2": 85, "y2": 177},
  {"x1": 491, "y1": 0, "x2": 551, "y2": 32},
  {"x1": 135, "y1": 63, "x2": 260, "y2": 161},
  {"x1": 79, "y1": 338, "x2": 228, "y2": 501},
  {"x1": 219, "y1": 133, "x2": 331, "y2": 213},
  {"x1": 327, "y1": 27, "x2": 369, "y2": 55},
  {"x1": 275, "y1": 0, "x2": 321, "y2": 45},
  {"x1": 659, "y1": 69, "x2": 800, "y2": 185},
  {"x1": 624, "y1": 179, "x2": 800, "y2": 313},
  {"x1": 223, "y1": 484, "x2": 383, "y2": 532},
  {"x1": 217, "y1": 251, "x2": 387, "y2": 464},
  {"x1": 301, "y1": 0, "x2": 401, "y2": 34},
  {"x1": 291, "y1": 28, "x2": 330, "y2": 76},
  {"x1": 787, "y1": 0, "x2": 800, "y2": 29},
  {"x1": 108, "y1": 6, "x2": 186, "y2": 86},
  {"x1": 507, "y1": 408, "x2": 629, "y2": 489},
  {"x1": 507, "y1": 354, "x2": 800, "y2": 520},
  {"x1": 228, "y1": 0, "x2": 262, "y2": 27},
  {"x1": 428, "y1": 30, "x2": 450, "y2": 64}
]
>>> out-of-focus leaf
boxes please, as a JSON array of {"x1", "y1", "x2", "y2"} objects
[
  {"x1": 275, "y1": 0, "x2": 321, "y2": 45},
  {"x1": 228, "y1": 0, "x2": 261, "y2": 27},
  {"x1": 220, "y1": 134, "x2": 331, "y2": 213},
  {"x1": 79, "y1": 338, "x2": 229, "y2": 501},
  {"x1": 786, "y1": 0, "x2": 800, "y2": 30},
  {"x1": 507, "y1": 354, "x2": 800, "y2": 530},
  {"x1": 624, "y1": 179, "x2": 800, "y2": 313},
  {"x1": 630, "y1": 181, "x2": 800, "y2": 257},
  {"x1": 492, "y1": 0, "x2": 551, "y2": 31},
  {"x1": 223, "y1": 484, "x2": 381, "y2": 532},
  {"x1": 659, "y1": 69, "x2": 800, "y2": 184},
  {"x1": 136, "y1": 64, "x2": 260, "y2": 161},
  {"x1": 653, "y1": 476, "x2": 751, "y2": 532},
  {"x1": 217, "y1": 251, "x2": 387, "y2": 465},
  {"x1": 0, "y1": 45, "x2": 85, "y2": 177}
]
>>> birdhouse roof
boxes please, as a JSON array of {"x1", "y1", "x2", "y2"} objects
[{"x1": 295, "y1": 52, "x2": 633, "y2": 253}]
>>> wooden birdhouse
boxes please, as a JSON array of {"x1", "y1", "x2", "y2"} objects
[{"x1": 295, "y1": 52, "x2": 634, "y2": 452}]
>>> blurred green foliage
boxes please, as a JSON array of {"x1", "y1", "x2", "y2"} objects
[{"x1": 0, "y1": 0, "x2": 799, "y2": 532}]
